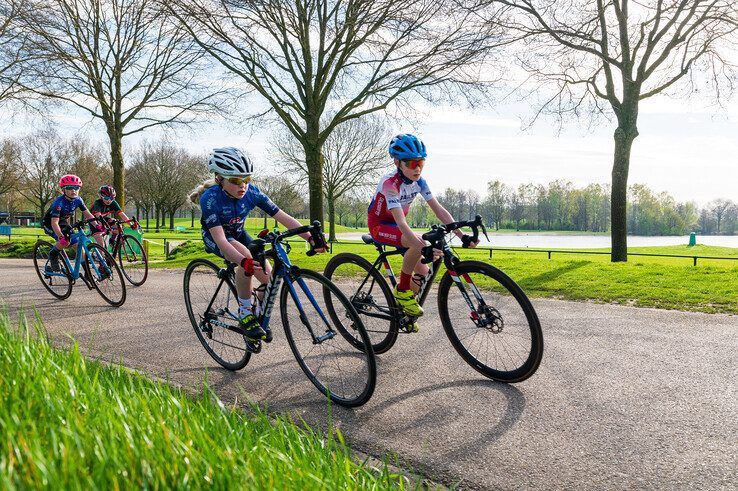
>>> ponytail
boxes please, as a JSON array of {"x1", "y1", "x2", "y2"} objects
[{"x1": 189, "y1": 179, "x2": 218, "y2": 205}]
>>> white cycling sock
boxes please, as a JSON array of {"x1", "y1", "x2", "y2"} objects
[{"x1": 238, "y1": 297, "x2": 253, "y2": 319}]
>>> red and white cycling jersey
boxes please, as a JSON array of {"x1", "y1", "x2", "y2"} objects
[{"x1": 367, "y1": 170, "x2": 433, "y2": 227}]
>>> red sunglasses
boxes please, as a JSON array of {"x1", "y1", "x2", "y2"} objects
[{"x1": 402, "y1": 159, "x2": 425, "y2": 169}]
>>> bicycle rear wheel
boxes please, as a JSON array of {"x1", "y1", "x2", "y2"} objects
[
  {"x1": 280, "y1": 268, "x2": 376, "y2": 407},
  {"x1": 323, "y1": 253, "x2": 399, "y2": 354},
  {"x1": 437, "y1": 260, "x2": 543, "y2": 383},
  {"x1": 183, "y1": 259, "x2": 251, "y2": 371},
  {"x1": 85, "y1": 244, "x2": 127, "y2": 307},
  {"x1": 33, "y1": 240, "x2": 72, "y2": 300},
  {"x1": 118, "y1": 234, "x2": 148, "y2": 286}
]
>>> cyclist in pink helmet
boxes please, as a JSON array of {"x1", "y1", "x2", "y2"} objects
[{"x1": 43, "y1": 174, "x2": 105, "y2": 271}]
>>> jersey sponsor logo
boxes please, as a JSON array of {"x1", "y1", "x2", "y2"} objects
[
  {"x1": 228, "y1": 217, "x2": 242, "y2": 225},
  {"x1": 378, "y1": 230, "x2": 398, "y2": 241},
  {"x1": 374, "y1": 196, "x2": 384, "y2": 215}
]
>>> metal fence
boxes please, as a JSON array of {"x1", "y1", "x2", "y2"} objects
[{"x1": 6, "y1": 231, "x2": 737, "y2": 266}]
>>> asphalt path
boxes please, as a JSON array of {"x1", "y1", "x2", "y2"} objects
[{"x1": 1, "y1": 258, "x2": 736, "y2": 490}]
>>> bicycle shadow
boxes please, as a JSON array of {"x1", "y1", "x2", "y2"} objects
[{"x1": 278, "y1": 377, "x2": 526, "y2": 456}]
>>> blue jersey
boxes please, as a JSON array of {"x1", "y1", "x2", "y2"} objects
[
  {"x1": 43, "y1": 195, "x2": 88, "y2": 227},
  {"x1": 200, "y1": 184, "x2": 279, "y2": 240}
]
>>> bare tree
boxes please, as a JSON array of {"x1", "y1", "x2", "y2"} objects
[
  {"x1": 18, "y1": 128, "x2": 73, "y2": 219},
  {"x1": 484, "y1": 180, "x2": 511, "y2": 230},
  {"x1": 709, "y1": 198, "x2": 735, "y2": 234},
  {"x1": 129, "y1": 139, "x2": 205, "y2": 229},
  {"x1": 0, "y1": 139, "x2": 20, "y2": 201},
  {"x1": 255, "y1": 175, "x2": 307, "y2": 230},
  {"x1": 483, "y1": 0, "x2": 738, "y2": 260},
  {"x1": 166, "y1": 0, "x2": 497, "y2": 223},
  {"x1": 17, "y1": 0, "x2": 224, "y2": 206},
  {"x1": 0, "y1": 0, "x2": 29, "y2": 104},
  {"x1": 274, "y1": 115, "x2": 388, "y2": 240}
]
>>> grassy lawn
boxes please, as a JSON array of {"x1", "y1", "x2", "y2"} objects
[
  {"x1": 0, "y1": 310, "x2": 407, "y2": 489},
  {"x1": 3, "y1": 234, "x2": 736, "y2": 314}
]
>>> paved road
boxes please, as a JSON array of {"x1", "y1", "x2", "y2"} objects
[{"x1": 1, "y1": 258, "x2": 736, "y2": 490}]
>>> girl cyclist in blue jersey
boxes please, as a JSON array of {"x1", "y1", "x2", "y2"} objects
[
  {"x1": 43, "y1": 174, "x2": 104, "y2": 271},
  {"x1": 192, "y1": 147, "x2": 325, "y2": 342}
]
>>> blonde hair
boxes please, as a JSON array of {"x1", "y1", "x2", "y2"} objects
[{"x1": 189, "y1": 179, "x2": 218, "y2": 205}]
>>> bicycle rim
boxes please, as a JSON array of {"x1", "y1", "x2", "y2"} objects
[
  {"x1": 438, "y1": 260, "x2": 543, "y2": 383},
  {"x1": 86, "y1": 244, "x2": 127, "y2": 307},
  {"x1": 118, "y1": 235, "x2": 148, "y2": 286},
  {"x1": 33, "y1": 241, "x2": 72, "y2": 299},
  {"x1": 183, "y1": 259, "x2": 250, "y2": 371},
  {"x1": 323, "y1": 253, "x2": 399, "y2": 354},
  {"x1": 280, "y1": 269, "x2": 376, "y2": 407}
]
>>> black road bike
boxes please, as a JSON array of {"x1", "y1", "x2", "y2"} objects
[
  {"x1": 323, "y1": 215, "x2": 543, "y2": 383},
  {"x1": 183, "y1": 221, "x2": 376, "y2": 407},
  {"x1": 104, "y1": 217, "x2": 148, "y2": 286}
]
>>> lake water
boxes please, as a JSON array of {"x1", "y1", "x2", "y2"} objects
[{"x1": 336, "y1": 232, "x2": 738, "y2": 249}]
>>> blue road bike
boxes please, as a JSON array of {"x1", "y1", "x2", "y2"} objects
[
  {"x1": 32, "y1": 218, "x2": 127, "y2": 307},
  {"x1": 183, "y1": 221, "x2": 376, "y2": 407}
]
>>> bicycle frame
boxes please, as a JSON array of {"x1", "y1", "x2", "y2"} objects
[
  {"x1": 355, "y1": 232, "x2": 489, "y2": 324},
  {"x1": 203, "y1": 238, "x2": 335, "y2": 344},
  {"x1": 46, "y1": 227, "x2": 107, "y2": 281}
]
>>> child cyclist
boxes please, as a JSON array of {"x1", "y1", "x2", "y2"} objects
[
  {"x1": 367, "y1": 134, "x2": 478, "y2": 329},
  {"x1": 43, "y1": 174, "x2": 105, "y2": 271},
  {"x1": 91, "y1": 185, "x2": 139, "y2": 240},
  {"x1": 194, "y1": 147, "x2": 325, "y2": 342}
]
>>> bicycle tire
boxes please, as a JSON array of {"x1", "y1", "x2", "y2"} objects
[
  {"x1": 280, "y1": 268, "x2": 376, "y2": 407},
  {"x1": 323, "y1": 252, "x2": 399, "y2": 354},
  {"x1": 437, "y1": 260, "x2": 543, "y2": 383},
  {"x1": 32, "y1": 240, "x2": 72, "y2": 300},
  {"x1": 183, "y1": 258, "x2": 251, "y2": 371},
  {"x1": 86, "y1": 244, "x2": 127, "y2": 307},
  {"x1": 118, "y1": 234, "x2": 148, "y2": 286}
]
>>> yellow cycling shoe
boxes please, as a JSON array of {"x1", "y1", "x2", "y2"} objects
[{"x1": 393, "y1": 287, "x2": 424, "y2": 317}]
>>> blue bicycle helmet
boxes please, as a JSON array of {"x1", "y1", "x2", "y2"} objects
[{"x1": 388, "y1": 134, "x2": 427, "y2": 160}]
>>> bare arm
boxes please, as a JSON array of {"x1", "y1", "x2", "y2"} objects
[{"x1": 272, "y1": 210, "x2": 313, "y2": 242}]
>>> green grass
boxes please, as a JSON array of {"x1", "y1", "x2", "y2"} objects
[
  {"x1": 0, "y1": 310, "x2": 408, "y2": 489},
  {"x1": 3, "y1": 234, "x2": 736, "y2": 314}
]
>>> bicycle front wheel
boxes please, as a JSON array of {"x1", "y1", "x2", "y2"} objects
[
  {"x1": 323, "y1": 252, "x2": 399, "y2": 354},
  {"x1": 438, "y1": 260, "x2": 543, "y2": 383},
  {"x1": 85, "y1": 244, "x2": 127, "y2": 307},
  {"x1": 33, "y1": 240, "x2": 72, "y2": 300},
  {"x1": 183, "y1": 259, "x2": 251, "y2": 371},
  {"x1": 280, "y1": 268, "x2": 376, "y2": 407},
  {"x1": 118, "y1": 234, "x2": 148, "y2": 286}
]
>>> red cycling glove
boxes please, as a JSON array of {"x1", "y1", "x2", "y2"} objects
[{"x1": 240, "y1": 257, "x2": 254, "y2": 276}]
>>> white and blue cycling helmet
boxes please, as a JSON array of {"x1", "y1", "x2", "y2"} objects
[
  {"x1": 208, "y1": 147, "x2": 254, "y2": 177},
  {"x1": 388, "y1": 134, "x2": 427, "y2": 160}
]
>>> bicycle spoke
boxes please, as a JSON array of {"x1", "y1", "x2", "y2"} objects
[{"x1": 282, "y1": 269, "x2": 375, "y2": 407}]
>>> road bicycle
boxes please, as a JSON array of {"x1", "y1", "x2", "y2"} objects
[
  {"x1": 32, "y1": 218, "x2": 127, "y2": 307},
  {"x1": 323, "y1": 215, "x2": 543, "y2": 383},
  {"x1": 102, "y1": 217, "x2": 148, "y2": 286},
  {"x1": 183, "y1": 221, "x2": 376, "y2": 407}
]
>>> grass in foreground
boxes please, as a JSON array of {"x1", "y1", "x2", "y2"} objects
[{"x1": 0, "y1": 311, "x2": 407, "y2": 490}]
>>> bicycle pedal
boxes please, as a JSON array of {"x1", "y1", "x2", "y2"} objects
[{"x1": 245, "y1": 340, "x2": 262, "y2": 353}]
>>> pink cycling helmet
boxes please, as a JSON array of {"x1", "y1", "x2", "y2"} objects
[{"x1": 59, "y1": 174, "x2": 82, "y2": 188}]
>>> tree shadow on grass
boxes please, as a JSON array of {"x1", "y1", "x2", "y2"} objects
[{"x1": 516, "y1": 260, "x2": 589, "y2": 290}]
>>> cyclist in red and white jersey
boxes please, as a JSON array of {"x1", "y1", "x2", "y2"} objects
[{"x1": 367, "y1": 134, "x2": 478, "y2": 329}]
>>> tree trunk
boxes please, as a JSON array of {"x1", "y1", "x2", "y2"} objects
[
  {"x1": 107, "y1": 128, "x2": 125, "y2": 208},
  {"x1": 327, "y1": 190, "x2": 336, "y2": 242},
  {"x1": 611, "y1": 117, "x2": 639, "y2": 262},
  {"x1": 169, "y1": 211, "x2": 174, "y2": 230},
  {"x1": 303, "y1": 127, "x2": 325, "y2": 224},
  {"x1": 191, "y1": 208, "x2": 195, "y2": 228}
]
